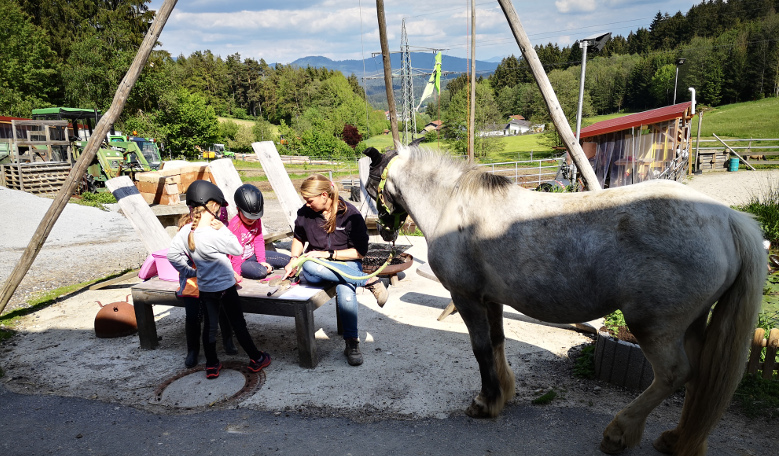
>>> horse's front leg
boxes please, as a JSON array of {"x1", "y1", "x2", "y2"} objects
[{"x1": 453, "y1": 294, "x2": 515, "y2": 418}]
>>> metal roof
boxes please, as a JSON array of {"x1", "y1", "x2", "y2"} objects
[{"x1": 579, "y1": 102, "x2": 692, "y2": 139}]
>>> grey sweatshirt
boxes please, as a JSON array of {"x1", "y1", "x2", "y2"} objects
[{"x1": 168, "y1": 223, "x2": 242, "y2": 293}]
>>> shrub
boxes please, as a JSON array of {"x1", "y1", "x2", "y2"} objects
[{"x1": 737, "y1": 183, "x2": 779, "y2": 245}]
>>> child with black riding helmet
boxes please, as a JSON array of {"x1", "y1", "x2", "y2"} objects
[
  {"x1": 228, "y1": 184, "x2": 290, "y2": 280},
  {"x1": 175, "y1": 212, "x2": 237, "y2": 369},
  {"x1": 168, "y1": 180, "x2": 271, "y2": 379}
]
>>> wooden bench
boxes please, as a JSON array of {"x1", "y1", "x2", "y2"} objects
[{"x1": 131, "y1": 277, "x2": 336, "y2": 368}]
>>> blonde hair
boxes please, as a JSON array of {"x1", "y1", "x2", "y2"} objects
[
  {"x1": 187, "y1": 200, "x2": 221, "y2": 251},
  {"x1": 177, "y1": 213, "x2": 192, "y2": 230},
  {"x1": 300, "y1": 173, "x2": 343, "y2": 233}
]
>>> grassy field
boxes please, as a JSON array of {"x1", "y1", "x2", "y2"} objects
[
  {"x1": 222, "y1": 97, "x2": 779, "y2": 164},
  {"x1": 693, "y1": 97, "x2": 779, "y2": 138}
]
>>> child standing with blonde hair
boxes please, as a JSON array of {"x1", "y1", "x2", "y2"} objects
[
  {"x1": 168, "y1": 180, "x2": 271, "y2": 379},
  {"x1": 175, "y1": 212, "x2": 236, "y2": 369}
]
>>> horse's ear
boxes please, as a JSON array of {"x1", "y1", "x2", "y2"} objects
[{"x1": 362, "y1": 147, "x2": 382, "y2": 165}]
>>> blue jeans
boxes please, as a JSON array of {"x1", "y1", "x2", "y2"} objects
[
  {"x1": 240, "y1": 252, "x2": 291, "y2": 279},
  {"x1": 300, "y1": 259, "x2": 367, "y2": 340}
]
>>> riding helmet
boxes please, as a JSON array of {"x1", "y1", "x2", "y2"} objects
[
  {"x1": 234, "y1": 184, "x2": 264, "y2": 220},
  {"x1": 186, "y1": 180, "x2": 228, "y2": 208}
]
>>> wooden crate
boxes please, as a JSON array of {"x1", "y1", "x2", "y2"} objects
[
  {"x1": 0, "y1": 162, "x2": 72, "y2": 195},
  {"x1": 695, "y1": 150, "x2": 730, "y2": 172},
  {"x1": 746, "y1": 327, "x2": 779, "y2": 379},
  {"x1": 134, "y1": 165, "x2": 211, "y2": 205}
]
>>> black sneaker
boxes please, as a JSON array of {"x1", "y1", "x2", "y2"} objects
[
  {"x1": 205, "y1": 362, "x2": 222, "y2": 379},
  {"x1": 248, "y1": 352, "x2": 271, "y2": 372},
  {"x1": 344, "y1": 338, "x2": 363, "y2": 366}
]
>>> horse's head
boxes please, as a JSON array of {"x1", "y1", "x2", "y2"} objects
[{"x1": 362, "y1": 146, "x2": 407, "y2": 242}]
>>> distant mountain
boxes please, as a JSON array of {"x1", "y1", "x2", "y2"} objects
[
  {"x1": 288, "y1": 53, "x2": 500, "y2": 79},
  {"x1": 282, "y1": 53, "x2": 500, "y2": 111}
]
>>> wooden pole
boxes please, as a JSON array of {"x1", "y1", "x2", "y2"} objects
[
  {"x1": 376, "y1": 0, "x2": 400, "y2": 147},
  {"x1": 0, "y1": 0, "x2": 178, "y2": 315},
  {"x1": 468, "y1": 1, "x2": 476, "y2": 163},
  {"x1": 496, "y1": 0, "x2": 601, "y2": 191},
  {"x1": 714, "y1": 133, "x2": 756, "y2": 170},
  {"x1": 693, "y1": 111, "x2": 702, "y2": 174}
]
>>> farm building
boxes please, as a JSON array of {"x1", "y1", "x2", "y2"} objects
[{"x1": 575, "y1": 101, "x2": 695, "y2": 189}]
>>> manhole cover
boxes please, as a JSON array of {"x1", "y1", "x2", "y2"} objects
[{"x1": 154, "y1": 361, "x2": 264, "y2": 408}]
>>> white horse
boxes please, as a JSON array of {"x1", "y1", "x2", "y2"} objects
[{"x1": 363, "y1": 146, "x2": 765, "y2": 456}]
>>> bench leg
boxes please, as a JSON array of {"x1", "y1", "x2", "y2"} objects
[
  {"x1": 390, "y1": 274, "x2": 399, "y2": 286},
  {"x1": 294, "y1": 304, "x2": 318, "y2": 368},
  {"x1": 133, "y1": 300, "x2": 159, "y2": 349}
]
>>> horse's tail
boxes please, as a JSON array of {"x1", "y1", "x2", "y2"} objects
[{"x1": 676, "y1": 212, "x2": 765, "y2": 456}]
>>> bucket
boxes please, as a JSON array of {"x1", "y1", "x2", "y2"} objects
[{"x1": 728, "y1": 157, "x2": 739, "y2": 172}]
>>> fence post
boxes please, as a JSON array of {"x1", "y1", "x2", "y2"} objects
[
  {"x1": 764, "y1": 328, "x2": 779, "y2": 380},
  {"x1": 747, "y1": 328, "x2": 765, "y2": 375}
]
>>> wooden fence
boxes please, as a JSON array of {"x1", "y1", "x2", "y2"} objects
[
  {"x1": 695, "y1": 137, "x2": 779, "y2": 172},
  {"x1": 747, "y1": 327, "x2": 779, "y2": 379}
]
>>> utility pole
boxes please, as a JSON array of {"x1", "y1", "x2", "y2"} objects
[
  {"x1": 673, "y1": 58, "x2": 686, "y2": 104},
  {"x1": 400, "y1": 20, "x2": 416, "y2": 146},
  {"x1": 468, "y1": 0, "x2": 476, "y2": 163},
  {"x1": 376, "y1": 0, "x2": 400, "y2": 147}
]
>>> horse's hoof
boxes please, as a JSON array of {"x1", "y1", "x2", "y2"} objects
[
  {"x1": 652, "y1": 430, "x2": 678, "y2": 455},
  {"x1": 600, "y1": 422, "x2": 627, "y2": 454},
  {"x1": 599, "y1": 438, "x2": 626, "y2": 454},
  {"x1": 465, "y1": 397, "x2": 493, "y2": 418}
]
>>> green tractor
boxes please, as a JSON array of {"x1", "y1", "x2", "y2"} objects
[
  {"x1": 73, "y1": 139, "x2": 153, "y2": 192},
  {"x1": 108, "y1": 134, "x2": 163, "y2": 170},
  {"x1": 30, "y1": 108, "x2": 163, "y2": 192}
]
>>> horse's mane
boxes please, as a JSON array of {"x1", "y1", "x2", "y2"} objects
[{"x1": 404, "y1": 146, "x2": 512, "y2": 196}]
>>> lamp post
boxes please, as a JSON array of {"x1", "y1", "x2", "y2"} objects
[
  {"x1": 572, "y1": 32, "x2": 610, "y2": 183},
  {"x1": 673, "y1": 58, "x2": 686, "y2": 105}
]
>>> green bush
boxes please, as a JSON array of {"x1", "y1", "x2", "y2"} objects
[
  {"x1": 573, "y1": 344, "x2": 596, "y2": 380},
  {"x1": 737, "y1": 184, "x2": 779, "y2": 245},
  {"x1": 81, "y1": 192, "x2": 116, "y2": 205},
  {"x1": 603, "y1": 310, "x2": 627, "y2": 335}
]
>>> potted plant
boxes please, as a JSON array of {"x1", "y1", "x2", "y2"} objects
[{"x1": 594, "y1": 310, "x2": 654, "y2": 390}]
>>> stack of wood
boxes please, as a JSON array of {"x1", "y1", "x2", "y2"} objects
[{"x1": 134, "y1": 164, "x2": 211, "y2": 205}]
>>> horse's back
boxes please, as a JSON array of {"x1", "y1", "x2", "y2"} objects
[{"x1": 430, "y1": 177, "x2": 759, "y2": 324}]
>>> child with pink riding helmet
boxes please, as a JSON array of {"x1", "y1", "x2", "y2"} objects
[{"x1": 228, "y1": 184, "x2": 290, "y2": 280}]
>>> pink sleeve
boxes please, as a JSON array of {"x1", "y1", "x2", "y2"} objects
[
  {"x1": 227, "y1": 216, "x2": 243, "y2": 274},
  {"x1": 253, "y1": 220, "x2": 266, "y2": 263}
]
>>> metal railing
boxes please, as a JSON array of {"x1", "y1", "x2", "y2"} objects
[
  {"x1": 696, "y1": 138, "x2": 779, "y2": 157},
  {"x1": 478, "y1": 158, "x2": 564, "y2": 189}
]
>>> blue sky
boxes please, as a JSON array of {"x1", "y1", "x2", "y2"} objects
[{"x1": 147, "y1": 0, "x2": 700, "y2": 64}]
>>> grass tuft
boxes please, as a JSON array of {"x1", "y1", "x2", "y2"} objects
[{"x1": 531, "y1": 390, "x2": 558, "y2": 405}]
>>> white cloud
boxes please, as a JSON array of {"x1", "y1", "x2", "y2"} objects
[{"x1": 555, "y1": 0, "x2": 597, "y2": 14}]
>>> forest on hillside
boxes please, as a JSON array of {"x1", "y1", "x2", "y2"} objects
[{"x1": 1, "y1": 0, "x2": 778, "y2": 158}]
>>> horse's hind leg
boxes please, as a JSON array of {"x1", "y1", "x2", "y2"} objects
[
  {"x1": 653, "y1": 312, "x2": 708, "y2": 455},
  {"x1": 600, "y1": 332, "x2": 692, "y2": 454},
  {"x1": 454, "y1": 294, "x2": 514, "y2": 418}
]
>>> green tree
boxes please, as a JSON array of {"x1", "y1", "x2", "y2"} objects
[
  {"x1": 0, "y1": 0, "x2": 58, "y2": 116},
  {"x1": 252, "y1": 118, "x2": 277, "y2": 143},
  {"x1": 521, "y1": 69, "x2": 592, "y2": 125},
  {"x1": 155, "y1": 89, "x2": 219, "y2": 157},
  {"x1": 441, "y1": 80, "x2": 504, "y2": 157},
  {"x1": 650, "y1": 63, "x2": 677, "y2": 106}
]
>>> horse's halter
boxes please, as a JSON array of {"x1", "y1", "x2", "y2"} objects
[{"x1": 375, "y1": 155, "x2": 408, "y2": 243}]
